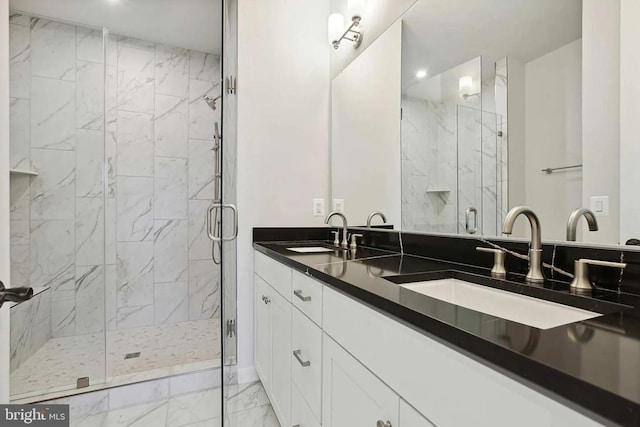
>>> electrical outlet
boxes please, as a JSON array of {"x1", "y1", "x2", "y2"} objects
[
  {"x1": 590, "y1": 196, "x2": 610, "y2": 216},
  {"x1": 312, "y1": 198, "x2": 325, "y2": 217},
  {"x1": 333, "y1": 199, "x2": 345, "y2": 213}
]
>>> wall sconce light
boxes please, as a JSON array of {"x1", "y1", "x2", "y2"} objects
[
  {"x1": 459, "y1": 76, "x2": 480, "y2": 99},
  {"x1": 328, "y1": 0, "x2": 366, "y2": 50}
]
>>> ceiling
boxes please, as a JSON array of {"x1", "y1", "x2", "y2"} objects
[
  {"x1": 402, "y1": 0, "x2": 582, "y2": 90},
  {"x1": 9, "y1": 0, "x2": 222, "y2": 53}
]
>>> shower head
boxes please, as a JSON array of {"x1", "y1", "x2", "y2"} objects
[{"x1": 203, "y1": 95, "x2": 221, "y2": 111}]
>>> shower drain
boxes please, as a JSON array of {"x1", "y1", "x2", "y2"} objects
[{"x1": 124, "y1": 352, "x2": 141, "y2": 359}]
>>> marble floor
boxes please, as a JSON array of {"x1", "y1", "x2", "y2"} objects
[
  {"x1": 71, "y1": 381, "x2": 279, "y2": 427},
  {"x1": 11, "y1": 318, "x2": 221, "y2": 402}
]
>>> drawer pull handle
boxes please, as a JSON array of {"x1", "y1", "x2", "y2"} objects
[
  {"x1": 377, "y1": 421, "x2": 392, "y2": 427},
  {"x1": 293, "y1": 349, "x2": 311, "y2": 367},
  {"x1": 263, "y1": 296, "x2": 271, "y2": 304},
  {"x1": 294, "y1": 289, "x2": 311, "y2": 302}
]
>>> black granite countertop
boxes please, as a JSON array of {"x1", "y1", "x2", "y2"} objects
[{"x1": 254, "y1": 239, "x2": 640, "y2": 426}]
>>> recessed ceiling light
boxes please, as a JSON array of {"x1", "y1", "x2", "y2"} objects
[
  {"x1": 107, "y1": 0, "x2": 120, "y2": 3},
  {"x1": 416, "y1": 69, "x2": 427, "y2": 79}
]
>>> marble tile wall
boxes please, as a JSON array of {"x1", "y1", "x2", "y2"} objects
[
  {"x1": 106, "y1": 32, "x2": 222, "y2": 331},
  {"x1": 9, "y1": 12, "x2": 223, "y2": 350},
  {"x1": 10, "y1": 289, "x2": 51, "y2": 372},
  {"x1": 401, "y1": 76, "x2": 507, "y2": 236},
  {"x1": 9, "y1": 14, "x2": 106, "y2": 341}
]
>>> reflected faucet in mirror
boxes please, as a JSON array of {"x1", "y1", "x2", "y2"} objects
[
  {"x1": 366, "y1": 211, "x2": 387, "y2": 228},
  {"x1": 502, "y1": 206, "x2": 544, "y2": 284},
  {"x1": 566, "y1": 208, "x2": 598, "y2": 241},
  {"x1": 325, "y1": 211, "x2": 349, "y2": 248}
]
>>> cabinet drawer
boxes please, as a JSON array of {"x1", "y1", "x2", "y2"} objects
[
  {"x1": 292, "y1": 383, "x2": 321, "y2": 427},
  {"x1": 255, "y1": 251, "x2": 292, "y2": 301},
  {"x1": 291, "y1": 270, "x2": 323, "y2": 326},
  {"x1": 291, "y1": 307, "x2": 322, "y2": 422}
]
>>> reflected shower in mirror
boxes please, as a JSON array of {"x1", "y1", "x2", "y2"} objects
[{"x1": 329, "y1": 0, "x2": 622, "y2": 244}]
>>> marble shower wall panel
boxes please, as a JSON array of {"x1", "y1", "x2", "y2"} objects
[
  {"x1": 8, "y1": 14, "x2": 107, "y2": 341},
  {"x1": 456, "y1": 105, "x2": 483, "y2": 234},
  {"x1": 111, "y1": 34, "x2": 221, "y2": 330},
  {"x1": 401, "y1": 96, "x2": 440, "y2": 231},
  {"x1": 495, "y1": 59, "x2": 509, "y2": 223},
  {"x1": 10, "y1": 97, "x2": 29, "y2": 170},
  {"x1": 481, "y1": 111, "x2": 499, "y2": 236},
  {"x1": 9, "y1": 19, "x2": 30, "y2": 99},
  {"x1": 9, "y1": 289, "x2": 52, "y2": 372},
  {"x1": 435, "y1": 102, "x2": 457, "y2": 233}
]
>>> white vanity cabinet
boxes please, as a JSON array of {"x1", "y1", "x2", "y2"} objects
[
  {"x1": 322, "y1": 333, "x2": 399, "y2": 427},
  {"x1": 254, "y1": 250, "x2": 603, "y2": 427},
  {"x1": 254, "y1": 253, "x2": 293, "y2": 427}
]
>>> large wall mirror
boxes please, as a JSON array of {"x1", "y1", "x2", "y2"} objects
[{"x1": 332, "y1": 0, "x2": 633, "y2": 246}]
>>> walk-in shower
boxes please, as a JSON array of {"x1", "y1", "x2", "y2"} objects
[{"x1": 6, "y1": 1, "x2": 237, "y2": 417}]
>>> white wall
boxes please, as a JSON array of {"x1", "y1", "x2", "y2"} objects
[
  {"x1": 236, "y1": 0, "x2": 330, "y2": 382},
  {"x1": 331, "y1": 20, "x2": 401, "y2": 228},
  {"x1": 582, "y1": 0, "x2": 620, "y2": 244},
  {"x1": 329, "y1": 0, "x2": 416, "y2": 78},
  {"x1": 619, "y1": 0, "x2": 640, "y2": 243},
  {"x1": 525, "y1": 40, "x2": 582, "y2": 241},
  {"x1": 1, "y1": 0, "x2": 11, "y2": 403}
]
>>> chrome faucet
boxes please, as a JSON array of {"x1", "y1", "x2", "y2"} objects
[
  {"x1": 566, "y1": 208, "x2": 599, "y2": 241},
  {"x1": 366, "y1": 211, "x2": 387, "y2": 228},
  {"x1": 502, "y1": 206, "x2": 544, "y2": 284},
  {"x1": 325, "y1": 211, "x2": 349, "y2": 248}
]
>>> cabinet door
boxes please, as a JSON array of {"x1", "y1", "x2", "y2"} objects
[
  {"x1": 292, "y1": 383, "x2": 321, "y2": 427},
  {"x1": 254, "y1": 275, "x2": 272, "y2": 393},
  {"x1": 270, "y1": 287, "x2": 292, "y2": 426},
  {"x1": 400, "y1": 399, "x2": 435, "y2": 427},
  {"x1": 322, "y1": 333, "x2": 399, "y2": 427}
]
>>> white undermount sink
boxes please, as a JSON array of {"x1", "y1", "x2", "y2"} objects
[
  {"x1": 401, "y1": 279, "x2": 601, "y2": 330},
  {"x1": 287, "y1": 246, "x2": 335, "y2": 253}
]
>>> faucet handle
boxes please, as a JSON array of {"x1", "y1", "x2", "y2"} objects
[
  {"x1": 570, "y1": 259, "x2": 627, "y2": 293},
  {"x1": 350, "y1": 234, "x2": 364, "y2": 251},
  {"x1": 330, "y1": 231, "x2": 340, "y2": 247},
  {"x1": 476, "y1": 247, "x2": 507, "y2": 279}
]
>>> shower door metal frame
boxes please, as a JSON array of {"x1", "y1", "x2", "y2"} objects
[
  {"x1": 220, "y1": 0, "x2": 238, "y2": 382},
  {"x1": 0, "y1": 0, "x2": 11, "y2": 403}
]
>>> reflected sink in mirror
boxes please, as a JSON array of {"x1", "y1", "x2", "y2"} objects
[
  {"x1": 286, "y1": 246, "x2": 336, "y2": 253},
  {"x1": 401, "y1": 278, "x2": 602, "y2": 330}
]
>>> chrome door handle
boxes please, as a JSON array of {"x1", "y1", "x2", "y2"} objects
[
  {"x1": 377, "y1": 421, "x2": 392, "y2": 427},
  {"x1": 465, "y1": 207, "x2": 478, "y2": 234},
  {"x1": 206, "y1": 204, "x2": 219, "y2": 241},
  {"x1": 293, "y1": 349, "x2": 311, "y2": 367},
  {"x1": 293, "y1": 289, "x2": 311, "y2": 302},
  {"x1": 263, "y1": 296, "x2": 271, "y2": 305},
  {"x1": 221, "y1": 203, "x2": 238, "y2": 242},
  {"x1": 207, "y1": 203, "x2": 238, "y2": 242}
]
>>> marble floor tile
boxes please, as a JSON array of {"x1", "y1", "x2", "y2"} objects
[
  {"x1": 11, "y1": 318, "x2": 221, "y2": 403},
  {"x1": 68, "y1": 381, "x2": 275, "y2": 427}
]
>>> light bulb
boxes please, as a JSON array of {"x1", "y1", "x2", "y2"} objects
[
  {"x1": 459, "y1": 76, "x2": 473, "y2": 98},
  {"x1": 328, "y1": 13, "x2": 345, "y2": 46}
]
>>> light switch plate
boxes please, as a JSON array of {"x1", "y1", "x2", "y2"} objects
[
  {"x1": 590, "y1": 196, "x2": 610, "y2": 216},
  {"x1": 312, "y1": 198, "x2": 325, "y2": 217},
  {"x1": 333, "y1": 199, "x2": 345, "y2": 213}
]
